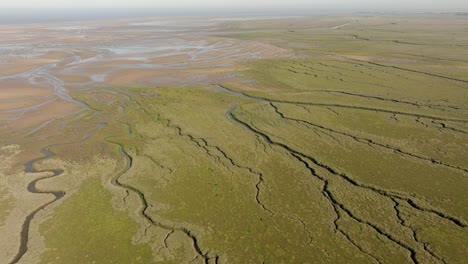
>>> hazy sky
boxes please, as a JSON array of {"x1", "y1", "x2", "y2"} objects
[{"x1": 2, "y1": 0, "x2": 467, "y2": 10}]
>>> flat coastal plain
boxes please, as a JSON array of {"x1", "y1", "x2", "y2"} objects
[{"x1": 0, "y1": 13, "x2": 467, "y2": 264}]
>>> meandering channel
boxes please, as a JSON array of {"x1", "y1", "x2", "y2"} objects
[{"x1": 9, "y1": 123, "x2": 105, "y2": 264}]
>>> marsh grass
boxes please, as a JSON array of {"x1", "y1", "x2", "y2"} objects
[{"x1": 19, "y1": 14, "x2": 468, "y2": 264}]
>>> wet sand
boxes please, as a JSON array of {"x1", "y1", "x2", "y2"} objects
[
  {"x1": 0, "y1": 16, "x2": 290, "y2": 142},
  {"x1": 0, "y1": 15, "x2": 293, "y2": 263}
]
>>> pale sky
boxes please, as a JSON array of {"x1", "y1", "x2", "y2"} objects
[{"x1": 1, "y1": 0, "x2": 467, "y2": 10}]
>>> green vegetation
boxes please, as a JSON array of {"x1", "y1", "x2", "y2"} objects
[
  {"x1": 40, "y1": 177, "x2": 153, "y2": 264},
  {"x1": 4, "y1": 14, "x2": 467, "y2": 264}
]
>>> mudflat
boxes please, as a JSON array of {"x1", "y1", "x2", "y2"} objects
[{"x1": 0, "y1": 14, "x2": 467, "y2": 264}]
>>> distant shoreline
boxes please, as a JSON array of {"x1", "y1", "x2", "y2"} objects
[
  {"x1": 0, "y1": 8, "x2": 317, "y2": 25},
  {"x1": 1, "y1": 8, "x2": 466, "y2": 25}
]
